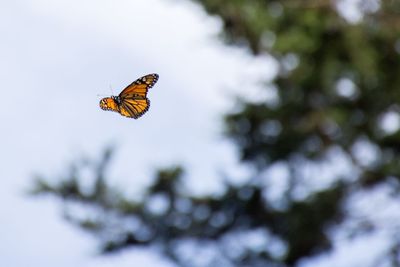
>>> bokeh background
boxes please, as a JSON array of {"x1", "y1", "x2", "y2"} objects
[{"x1": 2, "y1": 0, "x2": 400, "y2": 266}]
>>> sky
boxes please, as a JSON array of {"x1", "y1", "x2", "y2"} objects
[
  {"x1": 0, "y1": 0, "x2": 269, "y2": 266},
  {"x1": 0, "y1": 0, "x2": 392, "y2": 267}
]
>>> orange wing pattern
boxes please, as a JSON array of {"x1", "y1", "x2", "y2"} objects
[
  {"x1": 99, "y1": 73, "x2": 158, "y2": 119},
  {"x1": 119, "y1": 73, "x2": 159, "y2": 99},
  {"x1": 119, "y1": 98, "x2": 150, "y2": 119},
  {"x1": 99, "y1": 97, "x2": 120, "y2": 113}
]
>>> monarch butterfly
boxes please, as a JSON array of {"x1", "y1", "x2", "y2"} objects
[{"x1": 99, "y1": 73, "x2": 159, "y2": 119}]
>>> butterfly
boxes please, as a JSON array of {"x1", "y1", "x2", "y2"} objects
[{"x1": 99, "y1": 73, "x2": 159, "y2": 119}]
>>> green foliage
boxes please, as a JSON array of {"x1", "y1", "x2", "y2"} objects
[
  {"x1": 32, "y1": 1, "x2": 400, "y2": 267},
  {"x1": 32, "y1": 149, "x2": 346, "y2": 266}
]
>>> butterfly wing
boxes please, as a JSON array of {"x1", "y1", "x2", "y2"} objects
[
  {"x1": 119, "y1": 97, "x2": 150, "y2": 119},
  {"x1": 99, "y1": 97, "x2": 120, "y2": 113},
  {"x1": 118, "y1": 73, "x2": 157, "y2": 119},
  {"x1": 119, "y1": 73, "x2": 159, "y2": 99}
]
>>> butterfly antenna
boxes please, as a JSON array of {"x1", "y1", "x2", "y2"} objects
[{"x1": 109, "y1": 84, "x2": 115, "y2": 96}]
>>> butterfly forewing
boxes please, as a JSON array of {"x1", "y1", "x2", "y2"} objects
[{"x1": 119, "y1": 73, "x2": 159, "y2": 99}]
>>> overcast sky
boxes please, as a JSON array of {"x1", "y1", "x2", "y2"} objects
[
  {"x1": 0, "y1": 0, "x2": 391, "y2": 267},
  {"x1": 0, "y1": 0, "x2": 271, "y2": 266}
]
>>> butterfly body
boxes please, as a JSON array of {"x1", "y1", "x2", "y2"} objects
[{"x1": 99, "y1": 73, "x2": 158, "y2": 119}]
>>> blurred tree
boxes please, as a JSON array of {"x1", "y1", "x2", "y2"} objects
[{"x1": 32, "y1": 1, "x2": 400, "y2": 267}]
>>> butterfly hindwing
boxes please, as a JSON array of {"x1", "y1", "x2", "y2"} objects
[
  {"x1": 119, "y1": 98, "x2": 150, "y2": 119},
  {"x1": 99, "y1": 73, "x2": 158, "y2": 119}
]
